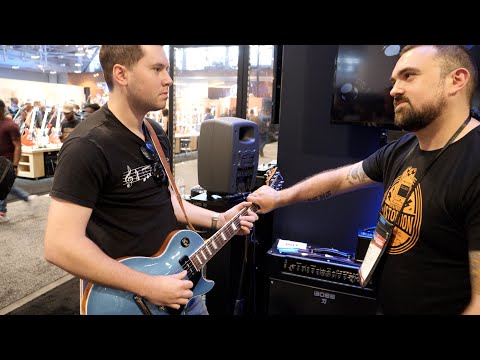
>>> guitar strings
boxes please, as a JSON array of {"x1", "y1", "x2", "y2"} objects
[
  {"x1": 182, "y1": 172, "x2": 276, "y2": 272},
  {"x1": 188, "y1": 207, "x2": 250, "y2": 270}
]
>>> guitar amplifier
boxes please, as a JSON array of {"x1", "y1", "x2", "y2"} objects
[{"x1": 267, "y1": 243, "x2": 377, "y2": 315}]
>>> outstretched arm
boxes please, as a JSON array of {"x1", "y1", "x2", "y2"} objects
[
  {"x1": 463, "y1": 250, "x2": 480, "y2": 314},
  {"x1": 170, "y1": 190, "x2": 259, "y2": 236},
  {"x1": 248, "y1": 160, "x2": 379, "y2": 214}
]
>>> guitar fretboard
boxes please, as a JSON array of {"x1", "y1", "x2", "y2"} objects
[
  {"x1": 183, "y1": 167, "x2": 282, "y2": 276},
  {"x1": 188, "y1": 203, "x2": 259, "y2": 271}
]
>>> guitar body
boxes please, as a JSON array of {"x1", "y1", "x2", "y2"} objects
[
  {"x1": 82, "y1": 229, "x2": 214, "y2": 315},
  {"x1": 82, "y1": 167, "x2": 283, "y2": 315},
  {"x1": 49, "y1": 128, "x2": 62, "y2": 144},
  {"x1": 37, "y1": 109, "x2": 51, "y2": 148},
  {"x1": 21, "y1": 129, "x2": 35, "y2": 146},
  {"x1": 38, "y1": 131, "x2": 50, "y2": 148},
  {"x1": 21, "y1": 108, "x2": 38, "y2": 146}
]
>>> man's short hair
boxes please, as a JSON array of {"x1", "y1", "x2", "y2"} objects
[{"x1": 99, "y1": 45, "x2": 145, "y2": 91}]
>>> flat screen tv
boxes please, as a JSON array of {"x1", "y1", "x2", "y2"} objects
[
  {"x1": 331, "y1": 45, "x2": 401, "y2": 129},
  {"x1": 331, "y1": 45, "x2": 480, "y2": 129}
]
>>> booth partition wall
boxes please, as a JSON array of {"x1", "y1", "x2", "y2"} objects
[{"x1": 163, "y1": 45, "x2": 278, "y2": 194}]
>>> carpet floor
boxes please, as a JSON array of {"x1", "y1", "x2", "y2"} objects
[
  {"x1": 7, "y1": 278, "x2": 79, "y2": 315},
  {"x1": 0, "y1": 194, "x2": 68, "y2": 311}
]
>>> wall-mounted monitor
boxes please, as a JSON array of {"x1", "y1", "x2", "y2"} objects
[
  {"x1": 467, "y1": 45, "x2": 480, "y2": 117},
  {"x1": 331, "y1": 45, "x2": 480, "y2": 129},
  {"x1": 331, "y1": 45, "x2": 401, "y2": 129}
]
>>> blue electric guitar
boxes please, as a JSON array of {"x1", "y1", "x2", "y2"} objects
[{"x1": 81, "y1": 167, "x2": 283, "y2": 315}]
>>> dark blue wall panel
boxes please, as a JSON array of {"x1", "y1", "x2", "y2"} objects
[{"x1": 272, "y1": 45, "x2": 385, "y2": 252}]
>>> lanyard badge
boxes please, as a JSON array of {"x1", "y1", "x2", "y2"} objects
[{"x1": 358, "y1": 213, "x2": 394, "y2": 287}]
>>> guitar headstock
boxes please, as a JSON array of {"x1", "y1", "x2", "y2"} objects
[{"x1": 265, "y1": 166, "x2": 284, "y2": 191}]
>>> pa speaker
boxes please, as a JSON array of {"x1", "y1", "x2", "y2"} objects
[{"x1": 198, "y1": 117, "x2": 259, "y2": 194}]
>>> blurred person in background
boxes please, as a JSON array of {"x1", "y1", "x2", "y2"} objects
[{"x1": 0, "y1": 99, "x2": 37, "y2": 222}]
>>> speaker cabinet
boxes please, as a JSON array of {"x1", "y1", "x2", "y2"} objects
[
  {"x1": 268, "y1": 277, "x2": 377, "y2": 315},
  {"x1": 266, "y1": 247, "x2": 377, "y2": 315},
  {"x1": 198, "y1": 117, "x2": 259, "y2": 195}
]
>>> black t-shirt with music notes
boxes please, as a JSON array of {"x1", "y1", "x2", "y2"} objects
[{"x1": 51, "y1": 104, "x2": 178, "y2": 259}]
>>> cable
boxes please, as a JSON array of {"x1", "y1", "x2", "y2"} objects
[
  {"x1": 233, "y1": 234, "x2": 249, "y2": 315},
  {"x1": 250, "y1": 225, "x2": 257, "y2": 314}
]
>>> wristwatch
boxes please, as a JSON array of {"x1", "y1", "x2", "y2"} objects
[{"x1": 211, "y1": 213, "x2": 220, "y2": 230}]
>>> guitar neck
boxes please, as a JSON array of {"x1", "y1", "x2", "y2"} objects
[
  {"x1": 188, "y1": 203, "x2": 259, "y2": 270},
  {"x1": 186, "y1": 167, "x2": 282, "y2": 272},
  {"x1": 28, "y1": 108, "x2": 37, "y2": 132},
  {"x1": 40, "y1": 109, "x2": 51, "y2": 132},
  {"x1": 56, "y1": 105, "x2": 61, "y2": 128}
]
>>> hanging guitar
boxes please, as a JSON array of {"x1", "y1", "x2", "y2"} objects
[
  {"x1": 12, "y1": 104, "x2": 26, "y2": 126},
  {"x1": 81, "y1": 167, "x2": 284, "y2": 315},
  {"x1": 21, "y1": 107, "x2": 38, "y2": 146},
  {"x1": 49, "y1": 105, "x2": 62, "y2": 145},
  {"x1": 37, "y1": 107, "x2": 51, "y2": 148}
]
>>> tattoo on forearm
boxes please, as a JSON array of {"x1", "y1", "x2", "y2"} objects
[
  {"x1": 470, "y1": 251, "x2": 480, "y2": 295},
  {"x1": 346, "y1": 164, "x2": 368, "y2": 185},
  {"x1": 308, "y1": 191, "x2": 332, "y2": 202}
]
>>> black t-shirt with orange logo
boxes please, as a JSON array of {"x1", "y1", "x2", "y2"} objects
[
  {"x1": 363, "y1": 127, "x2": 480, "y2": 314},
  {"x1": 51, "y1": 104, "x2": 177, "y2": 259}
]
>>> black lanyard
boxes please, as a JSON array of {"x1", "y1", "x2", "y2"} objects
[{"x1": 389, "y1": 115, "x2": 471, "y2": 228}]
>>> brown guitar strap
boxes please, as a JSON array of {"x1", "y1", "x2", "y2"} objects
[{"x1": 144, "y1": 119, "x2": 196, "y2": 231}]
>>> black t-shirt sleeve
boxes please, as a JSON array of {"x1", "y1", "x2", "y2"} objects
[
  {"x1": 362, "y1": 145, "x2": 389, "y2": 183},
  {"x1": 50, "y1": 137, "x2": 108, "y2": 208},
  {"x1": 464, "y1": 175, "x2": 480, "y2": 250},
  {"x1": 362, "y1": 134, "x2": 416, "y2": 184}
]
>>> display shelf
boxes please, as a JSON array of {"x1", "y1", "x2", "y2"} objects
[{"x1": 17, "y1": 145, "x2": 61, "y2": 179}]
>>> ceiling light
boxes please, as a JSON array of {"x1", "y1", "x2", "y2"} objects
[
  {"x1": 12, "y1": 66, "x2": 19, "y2": 69},
  {"x1": 31, "y1": 55, "x2": 40, "y2": 59},
  {"x1": 75, "y1": 63, "x2": 82, "y2": 67},
  {"x1": 74, "y1": 70, "x2": 81, "y2": 73},
  {"x1": 50, "y1": 71, "x2": 57, "y2": 74}
]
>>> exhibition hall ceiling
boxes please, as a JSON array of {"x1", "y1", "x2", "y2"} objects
[{"x1": 0, "y1": 45, "x2": 101, "y2": 74}]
